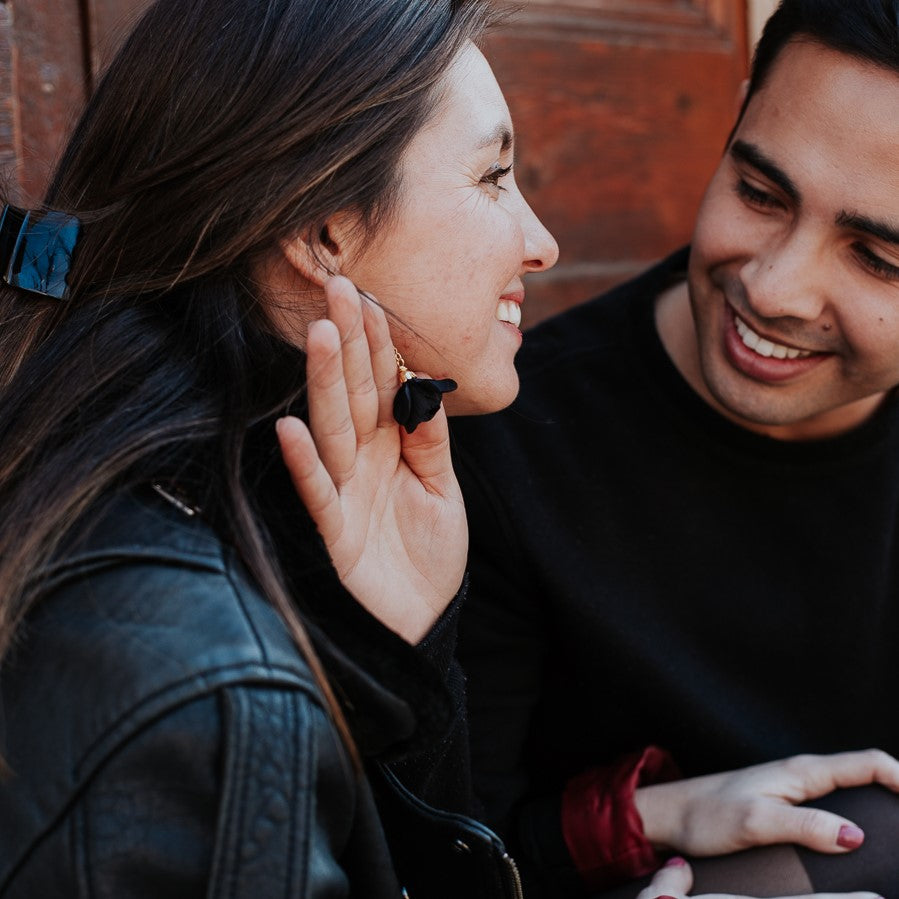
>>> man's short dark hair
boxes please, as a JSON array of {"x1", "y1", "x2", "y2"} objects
[{"x1": 735, "y1": 0, "x2": 899, "y2": 131}]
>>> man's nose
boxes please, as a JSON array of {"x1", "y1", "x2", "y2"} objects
[{"x1": 741, "y1": 230, "x2": 828, "y2": 322}]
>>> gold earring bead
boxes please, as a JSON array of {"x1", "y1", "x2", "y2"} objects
[{"x1": 394, "y1": 349, "x2": 416, "y2": 384}]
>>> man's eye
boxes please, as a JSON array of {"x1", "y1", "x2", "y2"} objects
[
  {"x1": 854, "y1": 243, "x2": 899, "y2": 281},
  {"x1": 735, "y1": 178, "x2": 781, "y2": 209}
]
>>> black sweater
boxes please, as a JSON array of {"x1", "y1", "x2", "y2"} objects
[{"x1": 451, "y1": 248, "x2": 899, "y2": 895}]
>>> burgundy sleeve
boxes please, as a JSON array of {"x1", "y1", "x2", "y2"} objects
[{"x1": 561, "y1": 746, "x2": 680, "y2": 891}]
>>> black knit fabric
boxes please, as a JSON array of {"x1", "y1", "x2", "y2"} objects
[{"x1": 450, "y1": 247, "x2": 899, "y2": 896}]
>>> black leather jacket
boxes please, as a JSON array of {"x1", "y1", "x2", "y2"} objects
[{"x1": 0, "y1": 486, "x2": 522, "y2": 898}]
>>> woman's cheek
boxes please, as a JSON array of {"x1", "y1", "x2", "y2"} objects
[{"x1": 490, "y1": 214, "x2": 527, "y2": 273}]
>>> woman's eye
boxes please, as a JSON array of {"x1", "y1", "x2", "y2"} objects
[
  {"x1": 734, "y1": 178, "x2": 781, "y2": 210},
  {"x1": 853, "y1": 243, "x2": 899, "y2": 281},
  {"x1": 480, "y1": 163, "x2": 512, "y2": 197}
]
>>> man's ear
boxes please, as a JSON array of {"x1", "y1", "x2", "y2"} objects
[{"x1": 279, "y1": 212, "x2": 359, "y2": 287}]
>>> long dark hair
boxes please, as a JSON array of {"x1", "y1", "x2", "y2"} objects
[{"x1": 0, "y1": 0, "x2": 500, "y2": 748}]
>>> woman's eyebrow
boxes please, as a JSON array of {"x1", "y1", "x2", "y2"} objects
[{"x1": 475, "y1": 124, "x2": 513, "y2": 153}]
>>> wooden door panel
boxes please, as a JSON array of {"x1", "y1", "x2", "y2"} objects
[
  {"x1": 0, "y1": 0, "x2": 748, "y2": 323},
  {"x1": 0, "y1": 0, "x2": 151, "y2": 204},
  {"x1": 505, "y1": 0, "x2": 741, "y2": 41},
  {"x1": 4, "y1": 0, "x2": 87, "y2": 203},
  {"x1": 485, "y1": 0, "x2": 748, "y2": 326},
  {"x1": 0, "y1": 5, "x2": 17, "y2": 188},
  {"x1": 86, "y1": 0, "x2": 152, "y2": 76}
]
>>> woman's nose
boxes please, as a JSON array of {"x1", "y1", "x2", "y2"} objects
[{"x1": 520, "y1": 200, "x2": 559, "y2": 274}]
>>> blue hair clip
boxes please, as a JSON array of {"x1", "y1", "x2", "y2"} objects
[{"x1": 0, "y1": 204, "x2": 81, "y2": 300}]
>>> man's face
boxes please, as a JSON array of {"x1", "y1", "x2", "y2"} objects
[{"x1": 687, "y1": 40, "x2": 899, "y2": 440}]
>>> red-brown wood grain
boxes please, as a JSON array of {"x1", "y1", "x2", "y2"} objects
[
  {"x1": 86, "y1": 0, "x2": 151, "y2": 76},
  {"x1": 0, "y1": 4, "x2": 18, "y2": 196},
  {"x1": 486, "y1": 0, "x2": 749, "y2": 326},
  {"x1": 7, "y1": 0, "x2": 87, "y2": 204},
  {"x1": 0, "y1": 0, "x2": 750, "y2": 323}
]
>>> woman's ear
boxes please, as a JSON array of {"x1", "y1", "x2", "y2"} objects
[{"x1": 279, "y1": 212, "x2": 359, "y2": 287}]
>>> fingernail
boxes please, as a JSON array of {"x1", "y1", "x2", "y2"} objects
[
  {"x1": 656, "y1": 895, "x2": 679, "y2": 899},
  {"x1": 663, "y1": 856, "x2": 687, "y2": 868},
  {"x1": 837, "y1": 824, "x2": 864, "y2": 849}
]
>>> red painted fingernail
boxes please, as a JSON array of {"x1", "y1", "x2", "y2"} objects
[
  {"x1": 663, "y1": 856, "x2": 687, "y2": 868},
  {"x1": 656, "y1": 895, "x2": 679, "y2": 899},
  {"x1": 837, "y1": 824, "x2": 864, "y2": 849}
]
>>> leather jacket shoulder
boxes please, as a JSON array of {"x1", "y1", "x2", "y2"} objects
[
  {"x1": 0, "y1": 488, "x2": 403, "y2": 897},
  {"x1": 0, "y1": 487, "x2": 523, "y2": 898}
]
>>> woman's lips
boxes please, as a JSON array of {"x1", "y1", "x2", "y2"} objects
[{"x1": 723, "y1": 304, "x2": 830, "y2": 383}]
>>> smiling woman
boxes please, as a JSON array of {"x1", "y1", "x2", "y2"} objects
[
  {"x1": 266, "y1": 40, "x2": 557, "y2": 418},
  {"x1": 0, "y1": 0, "x2": 555, "y2": 895},
  {"x1": 331, "y1": 43, "x2": 557, "y2": 416}
]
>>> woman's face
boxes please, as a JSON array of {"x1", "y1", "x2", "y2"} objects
[{"x1": 340, "y1": 42, "x2": 558, "y2": 415}]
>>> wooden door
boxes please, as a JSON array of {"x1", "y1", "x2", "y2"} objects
[
  {"x1": 0, "y1": 0, "x2": 748, "y2": 322},
  {"x1": 85, "y1": 0, "x2": 152, "y2": 75},
  {"x1": 0, "y1": 0, "x2": 88, "y2": 203},
  {"x1": 484, "y1": 0, "x2": 749, "y2": 325},
  {"x1": 0, "y1": 0, "x2": 150, "y2": 205}
]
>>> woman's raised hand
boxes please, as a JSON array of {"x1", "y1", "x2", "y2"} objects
[
  {"x1": 634, "y1": 749, "x2": 899, "y2": 856},
  {"x1": 276, "y1": 276, "x2": 467, "y2": 645},
  {"x1": 637, "y1": 857, "x2": 883, "y2": 899}
]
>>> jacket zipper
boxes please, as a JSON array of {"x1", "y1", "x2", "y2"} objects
[{"x1": 502, "y1": 852, "x2": 524, "y2": 899}]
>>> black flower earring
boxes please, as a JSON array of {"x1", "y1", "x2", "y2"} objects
[{"x1": 391, "y1": 349, "x2": 457, "y2": 433}]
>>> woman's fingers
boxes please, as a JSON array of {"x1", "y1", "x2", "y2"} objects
[
  {"x1": 398, "y1": 374, "x2": 455, "y2": 487},
  {"x1": 738, "y1": 802, "x2": 866, "y2": 854},
  {"x1": 745, "y1": 749, "x2": 899, "y2": 854},
  {"x1": 323, "y1": 276, "x2": 379, "y2": 437},
  {"x1": 359, "y1": 293, "x2": 399, "y2": 427},
  {"x1": 275, "y1": 415, "x2": 344, "y2": 548},
  {"x1": 305, "y1": 318, "x2": 357, "y2": 485},
  {"x1": 637, "y1": 858, "x2": 693, "y2": 899},
  {"x1": 784, "y1": 749, "x2": 899, "y2": 798}
]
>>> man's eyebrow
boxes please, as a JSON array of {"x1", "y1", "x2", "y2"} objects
[
  {"x1": 475, "y1": 124, "x2": 513, "y2": 153},
  {"x1": 730, "y1": 140, "x2": 800, "y2": 204},
  {"x1": 836, "y1": 210, "x2": 899, "y2": 246}
]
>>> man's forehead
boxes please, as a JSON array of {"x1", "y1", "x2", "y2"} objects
[{"x1": 737, "y1": 40, "x2": 899, "y2": 198}]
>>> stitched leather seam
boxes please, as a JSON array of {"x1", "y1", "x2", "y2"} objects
[
  {"x1": 223, "y1": 548, "x2": 270, "y2": 668},
  {"x1": 75, "y1": 662, "x2": 315, "y2": 778}
]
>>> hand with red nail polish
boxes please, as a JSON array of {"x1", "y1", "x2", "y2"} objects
[
  {"x1": 837, "y1": 824, "x2": 864, "y2": 850},
  {"x1": 633, "y1": 748, "x2": 899, "y2": 858},
  {"x1": 664, "y1": 856, "x2": 688, "y2": 868}
]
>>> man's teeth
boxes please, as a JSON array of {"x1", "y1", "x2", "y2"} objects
[
  {"x1": 734, "y1": 315, "x2": 813, "y2": 360},
  {"x1": 496, "y1": 299, "x2": 521, "y2": 328}
]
